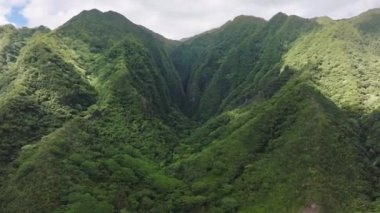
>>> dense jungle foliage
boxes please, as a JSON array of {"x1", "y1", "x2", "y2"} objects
[{"x1": 0, "y1": 8, "x2": 380, "y2": 213}]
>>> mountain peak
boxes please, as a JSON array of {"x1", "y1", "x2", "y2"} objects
[
  {"x1": 231, "y1": 15, "x2": 266, "y2": 24},
  {"x1": 72, "y1": 8, "x2": 106, "y2": 19},
  {"x1": 58, "y1": 9, "x2": 133, "y2": 33},
  {"x1": 267, "y1": 11, "x2": 290, "y2": 25},
  {"x1": 81, "y1": 8, "x2": 103, "y2": 14},
  {"x1": 271, "y1": 12, "x2": 288, "y2": 19},
  {"x1": 61, "y1": 9, "x2": 131, "y2": 27}
]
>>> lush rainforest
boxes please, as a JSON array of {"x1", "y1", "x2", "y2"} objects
[{"x1": 0, "y1": 8, "x2": 380, "y2": 213}]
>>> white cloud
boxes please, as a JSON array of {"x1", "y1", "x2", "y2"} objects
[
  {"x1": 0, "y1": 0, "x2": 380, "y2": 39},
  {"x1": 0, "y1": 0, "x2": 27, "y2": 25}
]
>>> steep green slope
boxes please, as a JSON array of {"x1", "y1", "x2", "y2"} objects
[
  {"x1": 284, "y1": 19, "x2": 380, "y2": 113},
  {"x1": 0, "y1": 10, "x2": 190, "y2": 213},
  {"x1": 0, "y1": 30, "x2": 95, "y2": 167},
  {"x1": 57, "y1": 9, "x2": 185, "y2": 106},
  {"x1": 171, "y1": 15, "x2": 267, "y2": 116},
  {"x1": 198, "y1": 13, "x2": 316, "y2": 119},
  {"x1": 173, "y1": 13, "x2": 316, "y2": 120},
  {"x1": 171, "y1": 80, "x2": 374, "y2": 212},
  {"x1": 0, "y1": 8, "x2": 380, "y2": 213},
  {"x1": 169, "y1": 8, "x2": 380, "y2": 212}
]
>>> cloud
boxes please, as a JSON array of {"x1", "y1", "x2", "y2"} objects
[
  {"x1": 0, "y1": 0, "x2": 380, "y2": 39},
  {"x1": 0, "y1": 0, "x2": 27, "y2": 25}
]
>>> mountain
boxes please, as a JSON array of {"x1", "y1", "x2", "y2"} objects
[{"x1": 0, "y1": 8, "x2": 379, "y2": 213}]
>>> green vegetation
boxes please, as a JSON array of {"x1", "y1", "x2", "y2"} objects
[{"x1": 0, "y1": 8, "x2": 380, "y2": 213}]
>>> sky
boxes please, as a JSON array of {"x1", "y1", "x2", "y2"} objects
[{"x1": 0, "y1": 0, "x2": 380, "y2": 40}]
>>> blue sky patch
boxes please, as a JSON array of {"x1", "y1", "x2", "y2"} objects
[{"x1": 6, "y1": 6, "x2": 27, "y2": 27}]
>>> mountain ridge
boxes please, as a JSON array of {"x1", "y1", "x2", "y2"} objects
[{"x1": 0, "y1": 8, "x2": 379, "y2": 212}]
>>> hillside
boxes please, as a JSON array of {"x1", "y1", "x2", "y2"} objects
[{"x1": 0, "y1": 8, "x2": 379, "y2": 213}]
